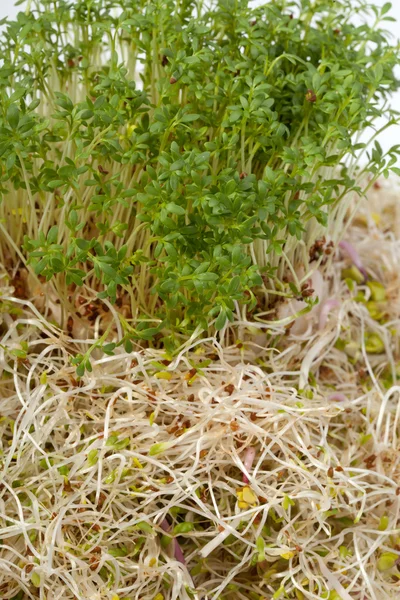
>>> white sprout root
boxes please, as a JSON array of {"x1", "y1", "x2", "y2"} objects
[{"x1": 1, "y1": 188, "x2": 400, "y2": 600}]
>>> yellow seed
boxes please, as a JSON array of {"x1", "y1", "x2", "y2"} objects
[
  {"x1": 367, "y1": 280, "x2": 386, "y2": 302},
  {"x1": 341, "y1": 266, "x2": 364, "y2": 284},
  {"x1": 364, "y1": 333, "x2": 385, "y2": 354},
  {"x1": 377, "y1": 552, "x2": 397, "y2": 571},
  {"x1": 155, "y1": 371, "x2": 172, "y2": 380},
  {"x1": 365, "y1": 301, "x2": 384, "y2": 321},
  {"x1": 263, "y1": 568, "x2": 277, "y2": 581},
  {"x1": 371, "y1": 212, "x2": 381, "y2": 225},
  {"x1": 345, "y1": 341, "x2": 360, "y2": 359},
  {"x1": 237, "y1": 486, "x2": 258, "y2": 509},
  {"x1": 242, "y1": 486, "x2": 257, "y2": 505},
  {"x1": 31, "y1": 572, "x2": 41, "y2": 587},
  {"x1": 378, "y1": 515, "x2": 389, "y2": 531}
]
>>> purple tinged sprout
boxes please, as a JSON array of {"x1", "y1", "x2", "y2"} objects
[
  {"x1": 242, "y1": 446, "x2": 256, "y2": 484},
  {"x1": 319, "y1": 298, "x2": 340, "y2": 330},
  {"x1": 172, "y1": 538, "x2": 186, "y2": 564},
  {"x1": 328, "y1": 392, "x2": 347, "y2": 402},
  {"x1": 339, "y1": 241, "x2": 368, "y2": 280},
  {"x1": 160, "y1": 518, "x2": 186, "y2": 565},
  {"x1": 160, "y1": 518, "x2": 170, "y2": 532}
]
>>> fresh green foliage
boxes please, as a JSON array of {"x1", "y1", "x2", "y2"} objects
[{"x1": 1, "y1": 0, "x2": 399, "y2": 340}]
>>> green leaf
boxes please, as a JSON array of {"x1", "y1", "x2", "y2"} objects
[
  {"x1": 272, "y1": 586, "x2": 285, "y2": 599},
  {"x1": 76, "y1": 363, "x2": 85, "y2": 378},
  {"x1": 34, "y1": 257, "x2": 48, "y2": 275},
  {"x1": 170, "y1": 159, "x2": 185, "y2": 171},
  {"x1": 106, "y1": 434, "x2": 130, "y2": 449},
  {"x1": 196, "y1": 272, "x2": 218, "y2": 281},
  {"x1": 10, "y1": 88, "x2": 26, "y2": 102},
  {"x1": 6, "y1": 152, "x2": 16, "y2": 170},
  {"x1": 228, "y1": 276, "x2": 241, "y2": 295},
  {"x1": 374, "y1": 63, "x2": 383, "y2": 83},
  {"x1": 55, "y1": 92, "x2": 74, "y2": 112},
  {"x1": 215, "y1": 309, "x2": 227, "y2": 331},
  {"x1": 87, "y1": 449, "x2": 98, "y2": 466},
  {"x1": 68, "y1": 210, "x2": 78, "y2": 230},
  {"x1": 99, "y1": 263, "x2": 117, "y2": 278},
  {"x1": 48, "y1": 180, "x2": 64, "y2": 189},
  {"x1": 173, "y1": 522, "x2": 194, "y2": 535},
  {"x1": 256, "y1": 536, "x2": 265, "y2": 561},
  {"x1": 180, "y1": 113, "x2": 201, "y2": 122},
  {"x1": 166, "y1": 202, "x2": 185, "y2": 215},
  {"x1": 103, "y1": 343, "x2": 116, "y2": 355},
  {"x1": 149, "y1": 442, "x2": 171, "y2": 456},
  {"x1": 114, "y1": 438, "x2": 130, "y2": 450},
  {"x1": 282, "y1": 495, "x2": 295, "y2": 510},
  {"x1": 135, "y1": 521, "x2": 154, "y2": 534},
  {"x1": 108, "y1": 546, "x2": 128, "y2": 557},
  {"x1": 160, "y1": 534, "x2": 172, "y2": 548},
  {"x1": 58, "y1": 465, "x2": 69, "y2": 476},
  {"x1": 229, "y1": 111, "x2": 242, "y2": 123},
  {"x1": 7, "y1": 104, "x2": 20, "y2": 130},
  {"x1": 381, "y1": 2, "x2": 392, "y2": 16},
  {"x1": 239, "y1": 96, "x2": 249, "y2": 109},
  {"x1": 124, "y1": 339, "x2": 133, "y2": 353},
  {"x1": 47, "y1": 226, "x2": 58, "y2": 245}
]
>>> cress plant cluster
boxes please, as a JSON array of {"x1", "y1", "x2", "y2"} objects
[{"x1": 2, "y1": 1, "x2": 400, "y2": 600}]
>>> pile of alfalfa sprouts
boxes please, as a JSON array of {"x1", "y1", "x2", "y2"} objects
[
  {"x1": 1, "y1": 180, "x2": 400, "y2": 600},
  {"x1": 1, "y1": 0, "x2": 400, "y2": 599}
]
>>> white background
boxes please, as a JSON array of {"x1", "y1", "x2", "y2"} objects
[{"x1": 1, "y1": 0, "x2": 399, "y2": 155}]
